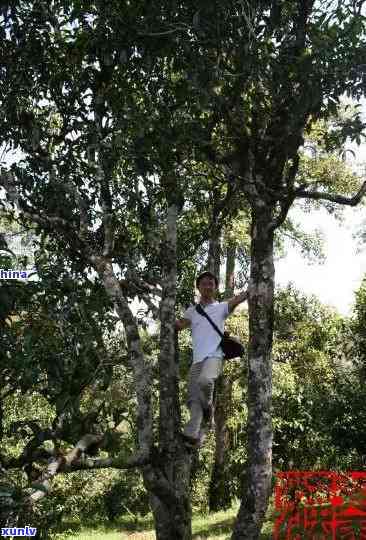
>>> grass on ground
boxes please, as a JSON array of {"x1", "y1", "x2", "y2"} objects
[{"x1": 54, "y1": 499, "x2": 275, "y2": 539}]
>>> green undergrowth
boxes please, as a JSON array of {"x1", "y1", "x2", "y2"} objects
[{"x1": 54, "y1": 499, "x2": 275, "y2": 539}]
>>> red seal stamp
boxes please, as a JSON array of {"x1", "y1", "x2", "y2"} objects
[{"x1": 273, "y1": 471, "x2": 366, "y2": 539}]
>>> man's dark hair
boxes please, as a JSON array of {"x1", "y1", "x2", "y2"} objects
[{"x1": 196, "y1": 271, "x2": 219, "y2": 289}]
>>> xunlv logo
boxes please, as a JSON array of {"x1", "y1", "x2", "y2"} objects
[{"x1": 1, "y1": 528, "x2": 37, "y2": 537}]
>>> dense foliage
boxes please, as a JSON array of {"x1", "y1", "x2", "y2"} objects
[{"x1": 1, "y1": 0, "x2": 366, "y2": 538}]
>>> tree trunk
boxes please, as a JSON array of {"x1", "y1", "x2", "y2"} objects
[
  {"x1": 147, "y1": 202, "x2": 193, "y2": 540},
  {"x1": 231, "y1": 206, "x2": 274, "y2": 540},
  {"x1": 209, "y1": 374, "x2": 234, "y2": 511},
  {"x1": 207, "y1": 225, "x2": 221, "y2": 277},
  {"x1": 92, "y1": 254, "x2": 190, "y2": 538},
  {"x1": 209, "y1": 241, "x2": 236, "y2": 512},
  {"x1": 145, "y1": 457, "x2": 192, "y2": 540},
  {"x1": 0, "y1": 397, "x2": 3, "y2": 440},
  {"x1": 224, "y1": 241, "x2": 236, "y2": 298}
]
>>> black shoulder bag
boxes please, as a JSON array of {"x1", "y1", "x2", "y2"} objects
[{"x1": 195, "y1": 304, "x2": 245, "y2": 360}]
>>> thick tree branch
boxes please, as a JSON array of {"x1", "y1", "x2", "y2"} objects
[
  {"x1": 295, "y1": 179, "x2": 366, "y2": 206},
  {"x1": 25, "y1": 434, "x2": 150, "y2": 504},
  {"x1": 121, "y1": 272, "x2": 163, "y2": 298},
  {"x1": 158, "y1": 203, "x2": 180, "y2": 452},
  {"x1": 102, "y1": 210, "x2": 114, "y2": 257},
  {"x1": 26, "y1": 434, "x2": 104, "y2": 503},
  {"x1": 270, "y1": 194, "x2": 297, "y2": 231},
  {"x1": 269, "y1": 154, "x2": 301, "y2": 230},
  {"x1": 0, "y1": 170, "x2": 89, "y2": 251},
  {"x1": 90, "y1": 256, "x2": 153, "y2": 456},
  {"x1": 138, "y1": 294, "x2": 160, "y2": 319},
  {"x1": 118, "y1": 276, "x2": 161, "y2": 319},
  {"x1": 25, "y1": 433, "x2": 151, "y2": 502},
  {"x1": 21, "y1": 210, "x2": 69, "y2": 229},
  {"x1": 5, "y1": 424, "x2": 57, "y2": 468},
  {"x1": 138, "y1": 25, "x2": 189, "y2": 37},
  {"x1": 63, "y1": 182, "x2": 90, "y2": 241},
  {"x1": 67, "y1": 450, "x2": 151, "y2": 472},
  {"x1": 2, "y1": 168, "x2": 96, "y2": 270}
]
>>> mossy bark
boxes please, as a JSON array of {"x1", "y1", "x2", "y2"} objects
[{"x1": 232, "y1": 206, "x2": 274, "y2": 540}]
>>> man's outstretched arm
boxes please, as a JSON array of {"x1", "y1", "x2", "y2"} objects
[
  {"x1": 175, "y1": 318, "x2": 191, "y2": 331},
  {"x1": 227, "y1": 290, "x2": 248, "y2": 314}
]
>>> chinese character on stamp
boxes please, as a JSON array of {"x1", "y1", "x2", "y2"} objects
[{"x1": 274, "y1": 471, "x2": 366, "y2": 539}]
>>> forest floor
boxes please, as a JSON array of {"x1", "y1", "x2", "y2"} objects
[{"x1": 54, "y1": 500, "x2": 275, "y2": 539}]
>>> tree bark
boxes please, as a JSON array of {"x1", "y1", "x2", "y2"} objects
[
  {"x1": 0, "y1": 396, "x2": 3, "y2": 440},
  {"x1": 91, "y1": 255, "x2": 154, "y2": 457},
  {"x1": 209, "y1": 374, "x2": 234, "y2": 511},
  {"x1": 231, "y1": 205, "x2": 274, "y2": 540},
  {"x1": 207, "y1": 224, "x2": 221, "y2": 277},
  {"x1": 146, "y1": 457, "x2": 192, "y2": 540},
  {"x1": 209, "y1": 241, "x2": 236, "y2": 512},
  {"x1": 146, "y1": 202, "x2": 193, "y2": 540},
  {"x1": 93, "y1": 244, "x2": 193, "y2": 540},
  {"x1": 224, "y1": 242, "x2": 236, "y2": 298}
]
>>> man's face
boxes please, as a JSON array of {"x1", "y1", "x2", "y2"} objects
[{"x1": 198, "y1": 276, "x2": 216, "y2": 297}]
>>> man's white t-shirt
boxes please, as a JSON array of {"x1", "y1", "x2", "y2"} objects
[{"x1": 183, "y1": 301, "x2": 230, "y2": 364}]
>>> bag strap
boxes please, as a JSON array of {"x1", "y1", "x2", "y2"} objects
[{"x1": 195, "y1": 303, "x2": 224, "y2": 338}]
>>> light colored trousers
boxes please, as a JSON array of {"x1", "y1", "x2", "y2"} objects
[{"x1": 183, "y1": 356, "x2": 223, "y2": 438}]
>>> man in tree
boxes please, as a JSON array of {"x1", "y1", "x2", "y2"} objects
[{"x1": 176, "y1": 271, "x2": 248, "y2": 444}]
